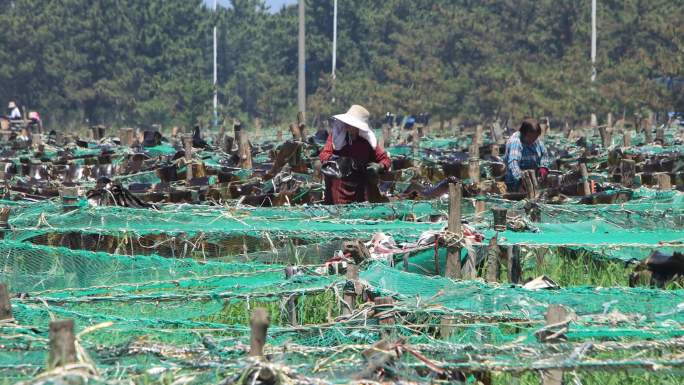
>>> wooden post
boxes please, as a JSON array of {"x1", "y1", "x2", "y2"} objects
[
  {"x1": 540, "y1": 305, "x2": 574, "y2": 385},
  {"x1": 445, "y1": 183, "x2": 462, "y2": 279},
  {"x1": 297, "y1": 111, "x2": 306, "y2": 140},
  {"x1": 374, "y1": 296, "x2": 395, "y2": 337},
  {"x1": 656, "y1": 127, "x2": 664, "y2": 145},
  {"x1": 254, "y1": 117, "x2": 262, "y2": 142},
  {"x1": 485, "y1": 236, "x2": 500, "y2": 283},
  {"x1": 598, "y1": 126, "x2": 611, "y2": 148},
  {"x1": 48, "y1": 319, "x2": 77, "y2": 370},
  {"x1": 183, "y1": 134, "x2": 194, "y2": 182},
  {"x1": 119, "y1": 127, "x2": 133, "y2": 147},
  {"x1": 469, "y1": 132, "x2": 480, "y2": 159},
  {"x1": 383, "y1": 124, "x2": 392, "y2": 148},
  {"x1": 32, "y1": 133, "x2": 43, "y2": 151},
  {"x1": 507, "y1": 246, "x2": 521, "y2": 284},
  {"x1": 620, "y1": 159, "x2": 635, "y2": 188},
  {"x1": 474, "y1": 198, "x2": 486, "y2": 216},
  {"x1": 0, "y1": 283, "x2": 12, "y2": 320},
  {"x1": 249, "y1": 308, "x2": 270, "y2": 357},
  {"x1": 643, "y1": 114, "x2": 653, "y2": 143},
  {"x1": 239, "y1": 127, "x2": 252, "y2": 169},
  {"x1": 623, "y1": 131, "x2": 631, "y2": 147},
  {"x1": 579, "y1": 163, "x2": 591, "y2": 196},
  {"x1": 342, "y1": 264, "x2": 359, "y2": 316},
  {"x1": 284, "y1": 266, "x2": 298, "y2": 326},
  {"x1": 60, "y1": 187, "x2": 80, "y2": 212},
  {"x1": 492, "y1": 207, "x2": 507, "y2": 232},
  {"x1": 522, "y1": 170, "x2": 539, "y2": 200},
  {"x1": 475, "y1": 125, "x2": 483, "y2": 146},
  {"x1": 468, "y1": 159, "x2": 480, "y2": 184},
  {"x1": 607, "y1": 112, "x2": 613, "y2": 129},
  {"x1": 412, "y1": 128, "x2": 420, "y2": 156},
  {"x1": 656, "y1": 173, "x2": 671, "y2": 190},
  {"x1": 0, "y1": 207, "x2": 9, "y2": 240},
  {"x1": 490, "y1": 121, "x2": 501, "y2": 143},
  {"x1": 223, "y1": 135, "x2": 234, "y2": 154},
  {"x1": 312, "y1": 159, "x2": 322, "y2": 183}
]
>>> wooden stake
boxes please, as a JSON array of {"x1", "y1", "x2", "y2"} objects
[
  {"x1": 254, "y1": 117, "x2": 262, "y2": 141},
  {"x1": 579, "y1": 163, "x2": 591, "y2": 196},
  {"x1": 620, "y1": 159, "x2": 635, "y2": 188},
  {"x1": 469, "y1": 159, "x2": 480, "y2": 184},
  {"x1": 623, "y1": 131, "x2": 631, "y2": 147},
  {"x1": 374, "y1": 296, "x2": 395, "y2": 326},
  {"x1": 492, "y1": 207, "x2": 507, "y2": 232},
  {"x1": 522, "y1": 170, "x2": 539, "y2": 200},
  {"x1": 507, "y1": 246, "x2": 521, "y2": 284},
  {"x1": 284, "y1": 266, "x2": 298, "y2": 326},
  {"x1": 485, "y1": 236, "x2": 500, "y2": 283},
  {"x1": 249, "y1": 308, "x2": 270, "y2": 357},
  {"x1": 297, "y1": 111, "x2": 306, "y2": 139},
  {"x1": 541, "y1": 305, "x2": 574, "y2": 385},
  {"x1": 60, "y1": 187, "x2": 80, "y2": 212},
  {"x1": 312, "y1": 159, "x2": 322, "y2": 183},
  {"x1": 183, "y1": 134, "x2": 194, "y2": 181},
  {"x1": 643, "y1": 114, "x2": 653, "y2": 143},
  {"x1": 239, "y1": 127, "x2": 252, "y2": 169},
  {"x1": 382, "y1": 124, "x2": 392, "y2": 148},
  {"x1": 445, "y1": 183, "x2": 462, "y2": 279},
  {"x1": 656, "y1": 127, "x2": 664, "y2": 145},
  {"x1": 590, "y1": 113, "x2": 598, "y2": 128},
  {"x1": 342, "y1": 264, "x2": 359, "y2": 316},
  {"x1": 0, "y1": 207, "x2": 9, "y2": 240},
  {"x1": 598, "y1": 126, "x2": 611, "y2": 148},
  {"x1": 656, "y1": 173, "x2": 671, "y2": 190},
  {"x1": 48, "y1": 319, "x2": 77, "y2": 370},
  {"x1": 0, "y1": 283, "x2": 12, "y2": 320},
  {"x1": 474, "y1": 199, "x2": 486, "y2": 216}
]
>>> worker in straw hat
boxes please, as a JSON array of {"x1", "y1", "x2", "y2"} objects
[{"x1": 320, "y1": 105, "x2": 391, "y2": 205}]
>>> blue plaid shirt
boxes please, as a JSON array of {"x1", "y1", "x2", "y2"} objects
[{"x1": 503, "y1": 132, "x2": 550, "y2": 185}]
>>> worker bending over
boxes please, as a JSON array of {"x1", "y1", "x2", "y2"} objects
[
  {"x1": 320, "y1": 105, "x2": 390, "y2": 205},
  {"x1": 503, "y1": 118, "x2": 550, "y2": 192}
]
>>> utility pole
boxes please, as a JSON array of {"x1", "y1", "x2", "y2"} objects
[
  {"x1": 298, "y1": 0, "x2": 306, "y2": 120},
  {"x1": 213, "y1": 0, "x2": 218, "y2": 129},
  {"x1": 591, "y1": 0, "x2": 597, "y2": 82},
  {"x1": 331, "y1": 0, "x2": 337, "y2": 104}
]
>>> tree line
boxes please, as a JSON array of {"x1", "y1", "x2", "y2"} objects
[{"x1": 0, "y1": 0, "x2": 681, "y2": 130}]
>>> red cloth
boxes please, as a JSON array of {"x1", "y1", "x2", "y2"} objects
[{"x1": 319, "y1": 135, "x2": 390, "y2": 205}]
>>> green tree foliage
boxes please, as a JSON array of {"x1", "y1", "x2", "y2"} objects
[{"x1": 0, "y1": 0, "x2": 681, "y2": 129}]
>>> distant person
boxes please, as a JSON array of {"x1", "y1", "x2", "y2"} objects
[
  {"x1": 503, "y1": 118, "x2": 550, "y2": 192},
  {"x1": 320, "y1": 105, "x2": 390, "y2": 204},
  {"x1": 7, "y1": 101, "x2": 21, "y2": 120},
  {"x1": 28, "y1": 111, "x2": 42, "y2": 132}
]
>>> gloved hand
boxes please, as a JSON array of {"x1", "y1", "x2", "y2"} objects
[
  {"x1": 366, "y1": 162, "x2": 384, "y2": 176},
  {"x1": 538, "y1": 167, "x2": 549, "y2": 180}
]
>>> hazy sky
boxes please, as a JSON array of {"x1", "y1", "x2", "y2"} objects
[{"x1": 208, "y1": 0, "x2": 297, "y2": 12}]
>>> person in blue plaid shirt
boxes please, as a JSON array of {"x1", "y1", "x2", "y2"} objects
[{"x1": 503, "y1": 118, "x2": 550, "y2": 192}]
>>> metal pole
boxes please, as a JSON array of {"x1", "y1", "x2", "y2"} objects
[
  {"x1": 331, "y1": 0, "x2": 337, "y2": 103},
  {"x1": 213, "y1": 0, "x2": 218, "y2": 129},
  {"x1": 591, "y1": 0, "x2": 596, "y2": 82},
  {"x1": 298, "y1": 0, "x2": 306, "y2": 118}
]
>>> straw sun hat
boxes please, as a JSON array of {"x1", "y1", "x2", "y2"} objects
[{"x1": 332, "y1": 105, "x2": 377, "y2": 149}]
